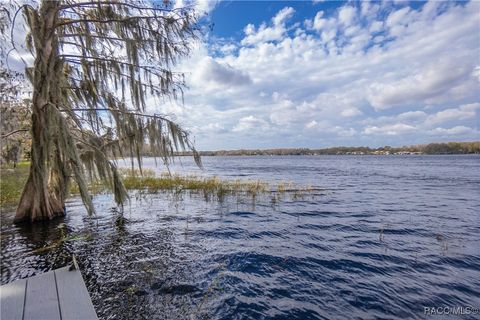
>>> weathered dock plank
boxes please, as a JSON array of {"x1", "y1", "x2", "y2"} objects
[
  {"x1": 0, "y1": 278, "x2": 26, "y2": 320},
  {"x1": 55, "y1": 267, "x2": 98, "y2": 320},
  {"x1": 1, "y1": 266, "x2": 97, "y2": 320},
  {"x1": 23, "y1": 270, "x2": 61, "y2": 320}
]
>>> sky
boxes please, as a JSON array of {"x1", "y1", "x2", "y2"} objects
[
  {"x1": 160, "y1": 0, "x2": 480, "y2": 150},
  {"x1": 3, "y1": 1, "x2": 479, "y2": 151}
]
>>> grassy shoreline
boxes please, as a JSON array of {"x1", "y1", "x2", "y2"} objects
[
  {"x1": 0, "y1": 162, "x2": 30, "y2": 208},
  {"x1": 1, "y1": 165, "x2": 316, "y2": 209}
]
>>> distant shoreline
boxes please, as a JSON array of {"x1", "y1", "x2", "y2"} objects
[
  {"x1": 176, "y1": 153, "x2": 480, "y2": 156},
  {"x1": 168, "y1": 141, "x2": 480, "y2": 156}
]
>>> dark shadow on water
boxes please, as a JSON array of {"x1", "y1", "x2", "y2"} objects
[{"x1": 14, "y1": 217, "x2": 68, "y2": 244}]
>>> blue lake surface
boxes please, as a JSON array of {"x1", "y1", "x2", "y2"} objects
[{"x1": 1, "y1": 155, "x2": 480, "y2": 319}]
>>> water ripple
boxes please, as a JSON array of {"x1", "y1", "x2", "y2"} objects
[{"x1": 2, "y1": 155, "x2": 480, "y2": 319}]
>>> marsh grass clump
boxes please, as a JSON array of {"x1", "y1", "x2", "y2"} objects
[
  {"x1": 122, "y1": 172, "x2": 275, "y2": 201},
  {"x1": 1, "y1": 164, "x2": 321, "y2": 209},
  {"x1": 121, "y1": 173, "x2": 323, "y2": 209}
]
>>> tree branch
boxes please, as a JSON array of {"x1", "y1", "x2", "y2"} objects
[
  {"x1": 57, "y1": 1, "x2": 184, "y2": 13},
  {"x1": 59, "y1": 108, "x2": 176, "y2": 124},
  {"x1": 58, "y1": 33, "x2": 187, "y2": 46},
  {"x1": 61, "y1": 54, "x2": 170, "y2": 68},
  {"x1": 7, "y1": 4, "x2": 34, "y2": 68},
  {"x1": 61, "y1": 56, "x2": 185, "y2": 81},
  {"x1": 56, "y1": 14, "x2": 179, "y2": 28},
  {"x1": 65, "y1": 73, "x2": 168, "y2": 94},
  {"x1": 1, "y1": 128, "x2": 29, "y2": 138}
]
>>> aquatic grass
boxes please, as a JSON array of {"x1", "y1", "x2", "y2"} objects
[
  {"x1": 121, "y1": 168, "x2": 317, "y2": 197},
  {"x1": 32, "y1": 223, "x2": 93, "y2": 254},
  {"x1": 194, "y1": 263, "x2": 227, "y2": 318},
  {"x1": 121, "y1": 173, "x2": 302, "y2": 201},
  {"x1": 435, "y1": 234, "x2": 449, "y2": 253},
  {"x1": 1, "y1": 164, "x2": 319, "y2": 209}
]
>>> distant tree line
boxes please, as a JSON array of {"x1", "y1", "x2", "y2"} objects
[
  {"x1": 166, "y1": 141, "x2": 480, "y2": 156},
  {"x1": 420, "y1": 142, "x2": 480, "y2": 154},
  {"x1": 5, "y1": 137, "x2": 479, "y2": 163}
]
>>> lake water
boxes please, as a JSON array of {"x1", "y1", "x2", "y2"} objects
[{"x1": 1, "y1": 155, "x2": 480, "y2": 319}]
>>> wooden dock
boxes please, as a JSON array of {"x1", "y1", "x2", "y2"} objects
[{"x1": 0, "y1": 266, "x2": 98, "y2": 320}]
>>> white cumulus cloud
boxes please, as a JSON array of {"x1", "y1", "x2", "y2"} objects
[{"x1": 166, "y1": 2, "x2": 480, "y2": 149}]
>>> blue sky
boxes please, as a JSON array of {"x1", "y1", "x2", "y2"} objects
[
  {"x1": 209, "y1": 1, "x2": 422, "y2": 41},
  {"x1": 5, "y1": 1, "x2": 478, "y2": 151},
  {"x1": 164, "y1": 0, "x2": 479, "y2": 150}
]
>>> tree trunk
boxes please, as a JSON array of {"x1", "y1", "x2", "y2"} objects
[
  {"x1": 14, "y1": 113, "x2": 65, "y2": 222},
  {"x1": 14, "y1": 1, "x2": 65, "y2": 223}
]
